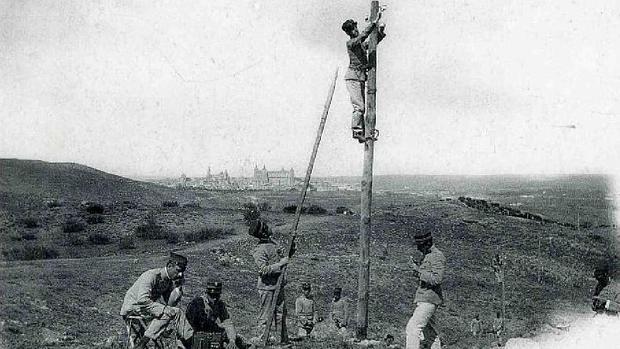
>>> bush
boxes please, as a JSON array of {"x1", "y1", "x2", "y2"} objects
[
  {"x1": 182, "y1": 201, "x2": 201, "y2": 208},
  {"x1": 282, "y1": 204, "x2": 326, "y2": 214},
  {"x1": 242, "y1": 203, "x2": 260, "y2": 226},
  {"x1": 85, "y1": 203, "x2": 105, "y2": 214},
  {"x1": 336, "y1": 206, "x2": 353, "y2": 214},
  {"x1": 21, "y1": 232, "x2": 38, "y2": 241},
  {"x1": 20, "y1": 217, "x2": 39, "y2": 229},
  {"x1": 283, "y1": 205, "x2": 300, "y2": 214},
  {"x1": 257, "y1": 201, "x2": 271, "y2": 212},
  {"x1": 67, "y1": 234, "x2": 85, "y2": 246},
  {"x1": 166, "y1": 231, "x2": 180, "y2": 244},
  {"x1": 306, "y1": 205, "x2": 327, "y2": 214},
  {"x1": 85, "y1": 215, "x2": 104, "y2": 224},
  {"x1": 88, "y1": 233, "x2": 111, "y2": 245},
  {"x1": 63, "y1": 219, "x2": 86, "y2": 233},
  {"x1": 135, "y1": 215, "x2": 167, "y2": 239},
  {"x1": 119, "y1": 234, "x2": 136, "y2": 250},
  {"x1": 2, "y1": 245, "x2": 59, "y2": 261},
  {"x1": 162, "y1": 200, "x2": 179, "y2": 208},
  {"x1": 184, "y1": 226, "x2": 230, "y2": 242}
]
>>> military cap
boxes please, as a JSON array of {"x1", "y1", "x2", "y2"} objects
[
  {"x1": 301, "y1": 282, "x2": 311, "y2": 290},
  {"x1": 342, "y1": 19, "x2": 357, "y2": 33},
  {"x1": 169, "y1": 252, "x2": 188, "y2": 269},
  {"x1": 206, "y1": 281, "x2": 223, "y2": 294},
  {"x1": 414, "y1": 231, "x2": 432, "y2": 243},
  {"x1": 334, "y1": 287, "x2": 342, "y2": 294}
]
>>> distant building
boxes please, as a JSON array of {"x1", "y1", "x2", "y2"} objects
[{"x1": 253, "y1": 165, "x2": 295, "y2": 189}]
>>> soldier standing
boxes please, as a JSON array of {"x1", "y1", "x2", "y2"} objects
[
  {"x1": 249, "y1": 220, "x2": 293, "y2": 346},
  {"x1": 405, "y1": 231, "x2": 446, "y2": 349},
  {"x1": 295, "y1": 282, "x2": 319, "y2": 338}
]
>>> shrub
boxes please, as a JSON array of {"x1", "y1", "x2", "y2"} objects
[
  {"x1": 306, "y1": 205, "x2": 327, "y2": 214},
  {"x1": 257, "y1": 201, "x2": 271, "y2": 212},
  {"x1": 21, "y1": 232, "x2": 38, "y2": 241},
  {"x1": 162, "y1": 200, "x2": 179, "y2": 208},
  {"x1": 184, "y1": 226, "x2": 230, "y2": 242},
  {"x1": 336, "y1": 206, "x2": 352, "y2": 214},
  {"x1": 283, "y1": 205, "x2": 301, "y2": 214},
  {"x1": 282, "y1": 204, "x2": 326, "y2": 214},
  {"x1": 67, "y1": 234, "x2": 85, "y2": 246},
  {"x1": 182, "y1": 202, "x2": 201, "y2": 208},
  {"x1": 63, "y1": 219, "x2": 86, "y2": 233},
  {"x1": 119, "y1": 234, "x2": 136, "y2": 250},
  {"x1": 85, "y1": 215, "x2": 104, "y2": 224},
  {"x1": 85, "y1": 203, "x2": 105, "y2": 214},
  {"x1": 242, "y1": 203, "x2": 260, "y2": 226},
  {"x1": 135, "y1": 215, "x2": 167, "y2": 239},
  {"x1": 2, "y1": 245, "x2": 59, "y2": 261},
  {"x1": 88, "y1": 233, "x2": 111, "y2": 245},
  {"x1": 20, "y1": 217, "x2": 39, "y2": 229},
  {"x1": 166, "y1": 231, "x2": 180, "y2": 244}
]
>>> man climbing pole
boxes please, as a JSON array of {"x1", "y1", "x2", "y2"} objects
[{"x1": 341, "y1": 7, "x2": 386, "y2": 143}]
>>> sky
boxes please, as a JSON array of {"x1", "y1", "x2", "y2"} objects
[{"x1": 1, "y1": 0, "x2": 619, "y2": 178}]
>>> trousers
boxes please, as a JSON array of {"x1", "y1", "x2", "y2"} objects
[
  {"x1": 143, "y1": 307, "x2": 194, "y2": 344},
  {"x1": 405, "y1": 302, "x2": 441, "y2": 349},
  {"x1": 257, "y1": 288, "x2": 288, "y2": 343},
  {"x1": 345, "y1": 79, "x2": 365, "y2": 129}
]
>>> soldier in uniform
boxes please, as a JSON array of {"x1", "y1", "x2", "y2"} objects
[
  {"x1": 120, "y1": 252, "x2": 194, "y2": 349},
  {"x1": 329, "y1": 286, "x2": 350, "y2": 335},
  {"x1": 592, "y1": 263, "x2": 620, "y2": 315},
  {"x1": 295, "y1": 282, "x2": 319, "y2": 338},
  {"x1": 405, "y1": 231, "x2": 446, "y2": 349},
  {"x1": 185, "y1": 281, "x2": 253, "y2": 349},
  {"x1": 248, "y1": 220, "x2": 294, "y2": 345}
]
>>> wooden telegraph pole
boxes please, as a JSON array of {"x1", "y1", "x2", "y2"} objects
[{"x1": 357, "y1": 0, "x2": 380, "y2": 340}]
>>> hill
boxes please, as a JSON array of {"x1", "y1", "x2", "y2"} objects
[
  {"x1": 0, "y1": 167, "x2": 616, "y2": 348},
  {"x1": 0, "y1": 159, "x2": 173, "y2": 205}
]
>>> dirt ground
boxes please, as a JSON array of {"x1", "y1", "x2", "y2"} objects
[{"x1": 0, "y1": 189, "x2": 613, "y2": 348}]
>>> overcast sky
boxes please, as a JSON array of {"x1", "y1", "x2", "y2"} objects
[{"x1": 1, "y1": 0, "x2": 619, "y2": 178}]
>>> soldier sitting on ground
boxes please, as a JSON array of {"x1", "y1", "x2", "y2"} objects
[
  {"x1": 329, "y1": 286, "x2": 350, "y2": 336},
  {"x1": 185, "y1": 281, "x2": 253, "y2": 349},
  {"x1": 295, "y1": 282, "x2": 320, "y2": 338}
]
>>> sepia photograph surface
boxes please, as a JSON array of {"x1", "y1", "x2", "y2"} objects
[{"x1": 1, "y1": 1, "x2": 619, "y2": 348}]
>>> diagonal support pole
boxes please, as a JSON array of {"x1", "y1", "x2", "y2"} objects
[{"x1": 261, "y1": 68, "x2": 339, "y2": 346}]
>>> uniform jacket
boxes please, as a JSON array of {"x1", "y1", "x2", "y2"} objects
[
  {"x1": 295, "y1": 295, "x2": 317, "y2": 326},
  {"x1": 252, "y1": 240, "x2": 285, "y2": 291},
  {"x1": 120, "y1": 268, "x2": 179, "y2": 318},
  {"x1": 414, "y1": 245, "x2": 446, "y2": 305},
  {"x1": 330, "y1": 298, "x2": 349, "y2": 328},
  {"x1": 185, "y1": 296, "x2": 230, "y2": 332}
]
